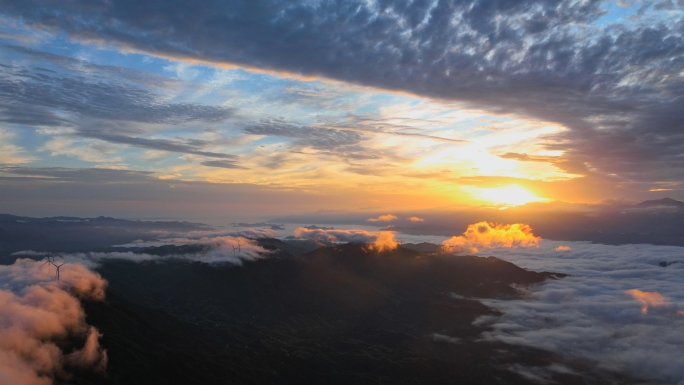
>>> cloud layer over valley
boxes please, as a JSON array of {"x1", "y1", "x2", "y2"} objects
[{"x1": 472, "y1": 240, "x2": 684, "y2": 384}]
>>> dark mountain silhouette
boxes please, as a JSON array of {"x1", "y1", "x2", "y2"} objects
[
  {"x1": 402, "y1": 242, "x2": 442, "y2": 253},
  {"x1": 0, "y1": 214, "x2": 210, "y2": 258},
  {"x1": 635, "y1": 198, "x2": 684, "y2": 208}
]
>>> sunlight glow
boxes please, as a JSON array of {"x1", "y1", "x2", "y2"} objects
[{"x1": 477, "y1": 185, "x2": 545, "y2": 206}]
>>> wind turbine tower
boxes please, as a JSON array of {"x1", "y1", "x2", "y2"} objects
[{"x1": 53, "y1": 262, "x2": 66, "y2": 281}]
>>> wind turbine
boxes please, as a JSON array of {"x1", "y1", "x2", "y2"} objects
[
  {"x1": 41, "y1": 255, "x2": 56, "y2": 266},
  {"x1": 232, "y1": 245, "x2": 238, "y2": 256},
  {"x1": 53, "y1": 262, "x2": 66, "y2": 281},
  {"x1": 236, "y1": 241, "x2": 241, "y2": 253}
]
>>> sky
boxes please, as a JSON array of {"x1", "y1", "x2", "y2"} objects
[{"x1": 0, "y1": 0, "x2": 683, "y2": 221}]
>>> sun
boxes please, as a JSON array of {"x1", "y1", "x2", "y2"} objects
[{"x1": 477, "y1": 185, "x2": 545, "y2": 206}]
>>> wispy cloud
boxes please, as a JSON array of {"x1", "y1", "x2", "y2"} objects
[
  {"x1": 367, "y1": 214, "x2": 397, "y2": 222},
  {"x1": 1, "y1": 0, "x2": 681, "y2": 188},
  {"x1": 77, "y1": 131, "x2": 239, "y2": 160}
]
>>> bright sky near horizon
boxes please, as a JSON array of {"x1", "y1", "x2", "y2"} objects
[{"x1": 0, "y1": 0, "x2": 682, "y2": 219}]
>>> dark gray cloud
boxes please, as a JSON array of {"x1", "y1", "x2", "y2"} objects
[
  {"x1": 0, "y1": 165, "x2": 155, "y2": 183},
  {"x1": 243, "y1": 119, "x2": 363, "y2": 149},
  {"x1": 0, "y1": 0, "x2": 683, "y2": 185},
  {"x1": 0, "y1": 47, "x2": 234, "y2": 127},
  {"x1": 200, "y1": 160, "x2": 247, "y2": 169},
  {"x1": 77, "y1": 131, "x2": 238, "y2": 159},
  {"x1": 242, "y1": 119, "x2": 398, "y2": 164}
]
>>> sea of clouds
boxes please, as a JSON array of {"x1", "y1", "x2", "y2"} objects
[
  {"x1": 473, "y1": 240, "x2": 684, "y2": 384},
  {"x1": 9, "y1": 221, "x2": 684, "y2": 384}
]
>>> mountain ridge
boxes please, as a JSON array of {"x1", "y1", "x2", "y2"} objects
[{"x1": 635, "y1": 197, "x2": 684, "y2": 208}]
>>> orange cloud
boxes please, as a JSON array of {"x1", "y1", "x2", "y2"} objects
[
  {"x1": 0, "y1": 260, "x2": 108, "y2": 383},
  {"x1": 442, "y1": 221, "x2": 541, "y2": 254},
  {"x1": 626, "y1": 289, "x2": 668, "y2": 314},
  {"x1": 407, "y1": 216, "x2": 424, "y2": 222},
  {"x1": 63, "y1": 327, "x2": 107, "y2": 371},
  {"x1": 294, "y1": 227, "x2": 398, "y2": 251},
  {"x1": 556, "y1": 245, "x2": 571, "y2": 251},
  {"x1": 367, "y1": 214, "x2": 398, "y2": 222},
  {"x1": 372, "y1": 231, "x2": 399, "y2": 251}
]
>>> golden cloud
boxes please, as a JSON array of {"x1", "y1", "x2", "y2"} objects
[
  {"x1": 367, "y1": 214, "x2": 398, "y2": 222},
  {"x1": 626, "y1": 289, "x2": 668, "y2": 314},
  {"x1": 442, "y1": 221, "x2": 540, "y2": 254}
]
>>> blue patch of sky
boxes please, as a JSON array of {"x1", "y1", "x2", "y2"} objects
[
  {"x1": 12, "y1": 127, "x2": 46, "y2": 153},
  {"x1": 595, "y1": 1, "x2": 641, "y2": 26},
  {"x1": 596, "y1": 0, "x2": 681, "y2": 27},
  {"x1": 30, "y1": 152, "x2": 97, "y2": 169}
]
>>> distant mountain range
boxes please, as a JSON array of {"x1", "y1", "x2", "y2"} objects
[
  {"x1": 0, "y1": 215, "x2": 210, "y2": 258},
  {"x1": 0, "y1": 213, "x2": 207, "y2": 224},
  {"x1": 635, "y1": 197, "x2": 684, "y2": 208}
]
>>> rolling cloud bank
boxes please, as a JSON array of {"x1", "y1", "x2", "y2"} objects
[
  {"x1": 0, "y1": 260, "x2": 107, "y2": 384},
  {"x1": 475, "y1": 240, "x2": 684, "y2": 384},
  {"x1": 16, "y1": 235, "x2": 272, "y2": 267}
]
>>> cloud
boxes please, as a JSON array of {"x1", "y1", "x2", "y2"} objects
[
  {"x1": 441, "y1": 222, "x2": 541, "y2": 254},
  {"x1": 155, "y1": 228, "x2": 279, "y2": 241},
  {"x1": 0, "y1": 259, "x2": 108, "y2": 384},
  {"x1": 429, "y1": 333, "x2": 461, "y2": 344},
  {"x1": 0, "y1": 128, "x2": 30, "y2": 164},
  {"x1": 1, "y1": 0, "x2": 683, "y2": 185},
  {"x1": 555, "y1": 245, "x2": 571, "y2": 251},
  {"x1": 367, "y1": 214, "x2": 397, "y2": 222},
  {"x1": 627, "y1": 289, "x2": 668, "y2": 314},
  {"x1": 55, "y1": 234, "x2": 274, "y2": 266},
  {"x1": 201, "y1": 160, "x2": 247, "y2": 169},
  {"x1": 77, "y1": 131, "x2": 239, "y2": 160},
  {"x1": 223, "y1": 228, "x2": 279, "y2": 239},
  {"x1": 63, "y1": 327, "x2": 107, "y2": 371},
  {"x1": 321, "y1": 115, "x2": 467, "y2": 144},
  {"x1": 474, "y1": 240, "x2": 684, "y2": 384},
  {"x1": 11, "y1": 250, "x2": 50, "y2": 257},
  {"x1": 0, "y1": 46, "x2": 235, "y2": 127},
  {"x1": 0, "y1": 165, "x2": 155, "y2": 183},
  {"x1": 407, "y1": 216, "x2": 424, "y2": 222},
  {"x1": 242, "y1": 119, "x2": 364, "y2": 150},
  {"x1": 293, "y1": 227, "x2": 398, "y2": 251}
]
